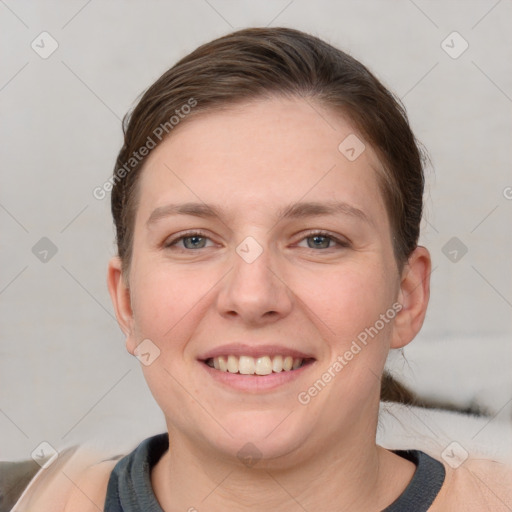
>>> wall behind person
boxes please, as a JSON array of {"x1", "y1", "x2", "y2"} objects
[{"x1": 1, "y1": 0, "x2": 511, "y2": 460}]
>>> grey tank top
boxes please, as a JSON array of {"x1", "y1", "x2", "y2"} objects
[{"x1": 104, "y1": 433, "x2": 445, "y2": 511}]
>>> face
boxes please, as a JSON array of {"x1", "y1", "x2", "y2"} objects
[{"x1": 108, "y1": 96, "x2": 430, "y2": 467}]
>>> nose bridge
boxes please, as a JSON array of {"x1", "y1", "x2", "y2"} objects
[
  {"x1": 232, "y1": 234, "x2": 276, "y2": 295},
  {"x1": 217, "y1": 233, "x2": 292, "y2": 321}
]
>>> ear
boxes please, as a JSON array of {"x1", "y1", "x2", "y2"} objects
[
  {"x1": 107, "y1": 256, "x2": 137, "y2": 355},
  {"x1": 391, "y1": 246, "x2": 431, "y2": 349}
]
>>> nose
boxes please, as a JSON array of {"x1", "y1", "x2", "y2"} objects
[{"x1": 216, "y1": 237, "x2": 293, "y2": 326}]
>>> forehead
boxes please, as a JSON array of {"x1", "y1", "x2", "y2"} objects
[{"x1": 135, "y1": 97, "x2": 388, "y2": 227}]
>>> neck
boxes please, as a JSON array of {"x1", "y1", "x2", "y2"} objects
[{"x1": 151, "y1": 419, "x2": 416, "y2": 511}]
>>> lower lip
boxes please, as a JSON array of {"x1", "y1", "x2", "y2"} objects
[{"x1": 199, "y1": 361, "x2": 315, "y2": 392}]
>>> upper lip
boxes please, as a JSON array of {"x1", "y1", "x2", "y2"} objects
[{"x1": 198, "y1": 344, "x2": 315, "y2": 361}]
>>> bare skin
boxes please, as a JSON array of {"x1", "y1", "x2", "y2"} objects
[{"x1": 102, "y1": 96, "x2": 430, "y2": 511}]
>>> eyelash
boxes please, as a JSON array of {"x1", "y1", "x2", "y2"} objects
[{"x1": 164, "y1": 230, "x2": 350, "y2": 251}]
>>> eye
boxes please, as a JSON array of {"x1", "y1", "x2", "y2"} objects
[
  {"x1": 163, "y1": 230, "x2": 350, "y2": 252},
  {"x1": 297, "y1": 230, "x2": 350, "y2": 250},
  {"x1": 164, "y1": 230, "x2": 214, "y2": 250}
]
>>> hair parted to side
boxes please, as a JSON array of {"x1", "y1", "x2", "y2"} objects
[{"x1": 111, "y1": 26, "x2": 426, "y2": 283}]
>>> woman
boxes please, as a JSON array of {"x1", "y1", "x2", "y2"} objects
[{"x1": 12, "y1": 26, "x2": 511, "y2": 512}]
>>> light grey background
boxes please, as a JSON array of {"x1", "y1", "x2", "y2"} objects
[{"x1": 1, "y1": 0, "x2": 511, "y2": 460}]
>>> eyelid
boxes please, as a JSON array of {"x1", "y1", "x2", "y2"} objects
[
  {"x1": 164, "y1": 229, "x2": 350, "y2": 250},
  {"x1": 296, "y1": 229, "x2": 351, "y2": 248},
  {"x1": 163, "y1": 229, "x2": 213, "y2": 248}
]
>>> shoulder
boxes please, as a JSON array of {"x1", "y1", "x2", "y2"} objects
[
  {"x1": 62, "y1": 459, "x2": 119, "y2": 512},
  {"x1": 430, "y1": 456, "x2": 512, "y2": 511},
  {"x1": 11, "y1": 446, "x2": 122, "y2": 512}
]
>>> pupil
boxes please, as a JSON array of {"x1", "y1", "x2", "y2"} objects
[
  {"x1": 185, "y1": 236, "x2": 204, "y2": 249},
  {"x1": 310, "y1": 235, "x2": 329, "y2": 249}
]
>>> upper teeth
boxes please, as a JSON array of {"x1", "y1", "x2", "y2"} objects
[{"x1": 208, "y1": 355, "x2": 303, "y2": 375}]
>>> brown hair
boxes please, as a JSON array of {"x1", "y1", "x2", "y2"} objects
[{"x1": 111, "y1": 26, "x2": 426, "y2": 281}]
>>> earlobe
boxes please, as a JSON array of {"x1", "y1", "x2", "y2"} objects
[
  {"x1": 106, "y1": 256, "x2": 134, "y2": 340},
  {"x1": 391, "y1": 246, "x2": 431, "y2": 349}
]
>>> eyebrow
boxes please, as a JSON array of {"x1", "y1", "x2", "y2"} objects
[{"x1": 146, "y1": 200, "x2": 372, "y2": 228}]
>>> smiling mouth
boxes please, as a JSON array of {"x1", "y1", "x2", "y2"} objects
[{"x1": 203, "y1": 355, "x2": 315, "y2": 376}]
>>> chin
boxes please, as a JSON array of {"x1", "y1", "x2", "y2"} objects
[{"x1": 204, "y1": 409, "x2": 312, "y2": 466}]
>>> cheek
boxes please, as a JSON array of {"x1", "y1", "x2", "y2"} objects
[
  {"x1": 304, "y1": 265, "x2": 397, "y2": 396},
  {"x1": 130, "y1": 252, "x2": 396, "y2": 347},
  {"x1": 128, "y1": 265, "x2": 211, "y2": 417},
  {"x1": 296, "y1": 259, "x2": 395, "y2": 343},
  {"x1": 129, "y1": 263, "x2": 208, "y2": 343}
]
